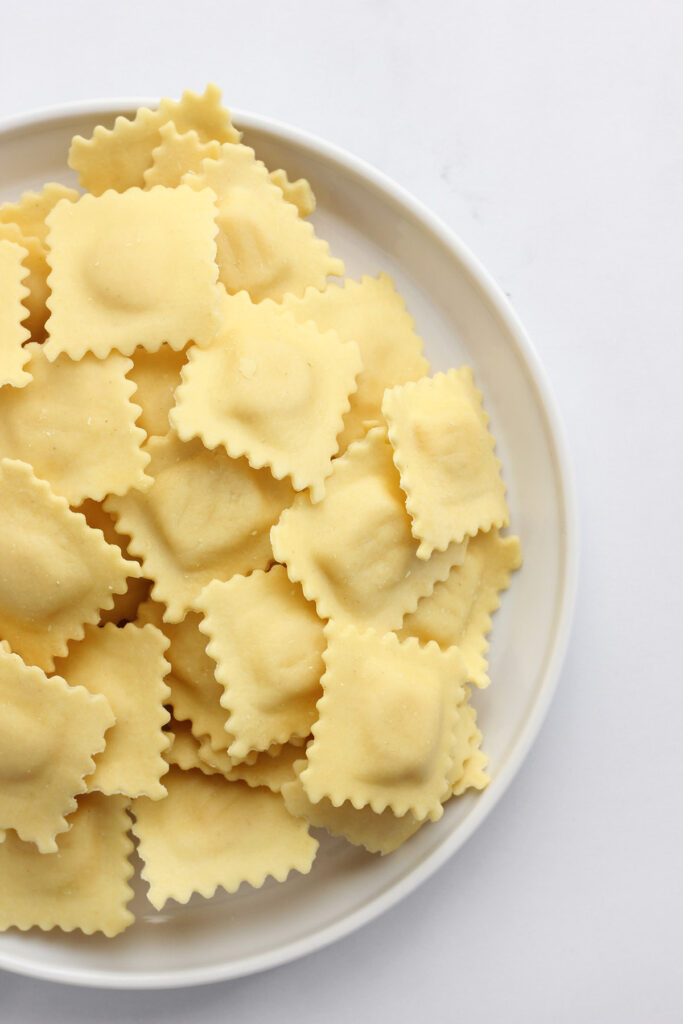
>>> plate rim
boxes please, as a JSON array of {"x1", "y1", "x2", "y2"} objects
[{"x1": 0, "y1": 97, "x2": 579, "y2": 990}]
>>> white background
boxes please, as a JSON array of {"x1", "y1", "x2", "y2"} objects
[{"x1": 1, "y1": 1, "x2": 681, "y2": 1021}]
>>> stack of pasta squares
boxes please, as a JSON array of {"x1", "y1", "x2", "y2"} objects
[{"x1": 0, "y1": 85, "x2": 521, "y2": 937}]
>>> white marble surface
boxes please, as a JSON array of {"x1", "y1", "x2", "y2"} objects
[{"x1": 1, "y1": 1, "x2": 681, "y2": 1020}]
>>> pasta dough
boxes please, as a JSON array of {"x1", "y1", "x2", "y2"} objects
[
  {"x1": 105, "y1": 432, "x2": 294, "y2": 622},
  {"x1": 131, "y1": 768, "x2": 318, "y2": 910},
  {"x1": 44, "y1": 186, "x2": 222, "y2": 361},
  {"x1": 0, "y1": 647, "x2": 114, "y2": 852},
  {"x1": 53, "y1": 623, "x2": 171, "y2": 799},
  {"x1": 171, "y1": 290, "x2": 362, "y2": 500},
  {"x1": 0, "y1": 458, "x2": 137, "y2": 670},
  {"x1": 0, "y1": 343, "x2": 150, "y2": 504},
  {"x1": 183, "y1": 142, "x2": 343, "y2": 301},
  {"x1": 271, "y1": 426, "x2": 469, "y2": 632},
  {"x1": 0, "y1": 794, "x2": 134, "y2": 936},
  {"x1": 301, "y1": 623, "x2": 467, "y2": 822},
  {"x1": 0, "y1": 85, "x2": 522, "y2": 939},
  {"x1": 281, "y1": 274, "x2": 430, "y2": 452},
  {"x1": 383, "y1": 368, "x2": 509, "y2": 555},
  {"x1": 196, "y1": 566, "x2": 325, "y2": 758}
]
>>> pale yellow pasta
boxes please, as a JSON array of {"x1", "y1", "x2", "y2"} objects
[
  {"x1": 400, "y1": 529, "x2": 522, "y2": 687},
  {"x1": 171, "y1": 290, "x2": 362, "y2": 500},
  {"x1": 283, "y1": 759, "x2": 423, "y2": 855},
  {"x1": 195, "y1": 737, "x2": 264, "y2": 774},
  {"x1": 301, "y1": 623, "x2": 467, "y2": 822},
  {"x1": 44, "y1": 186, "x2": 222, "y2": 362},
  {"x1": 0, "y1": 223, "x2": 51, "y2": 342},
  {"x1": 128, "y1": 343, "x2": 189, "y2": 438},
  {"x1": 96, "y1": 580, "x2": 152, "y2": 627},
  {"x1": 53, "y1": 623, "x2": 171, "y2": 800},
  {"x1": 131, "y1": 767, "x2": 318, "y2": 910},
  {"x1": 0, "y1": 458, "x2": 138, "y2": 670},
  {"x1": 68, "y1": 83, "x2": 241, "y2": 195},
  {"x1": 0, "y1": 343, "x2": 150, "y2": 504},
  {"x1": 271, "y1": 426, "x2": 468, "y2": 633},
  {"x1": 268, "y1": 168, "x2": 316, "y2": 217},
  {"x1": 146, "y1": 119, "x2": 316, "y2": 215},
  {"x1": 0, "y1": 239, "x2": 31, "y2": 387},
  {"x1": 0, "y1": 794, "x2": 134, "y2": 936},
  {"x1": 136, "y1": 600, "x2": 229, "y2": 743},
  {"x1": 0, "y1": 182, "x2": 79, "y2": 246},
  {"x1": 220, "y1": 742, "x2": 305, "y2": 793},
  {"x1": 196, "y1": 566, "x2": 324, "y2": 759},
  {"x1": 452, "y1": 745, "x2": 490, "y2": 796},
  {"x1": 0, "y1": 647, "x2": 114, "y2": 852},
  {"x1": 164, "y1": 720, "x2": 220, "y2": 776},
  {"x1": 143, "y1": 121, "x2": 222, "y2": 189},
  {"x1": 281, "y1": 274, "x2": 430, "y2": 452},
  {"x1": 285, "y1": 690, "x2": 489, "y2": 854},
  {"x1": 383, "y1": 368, "x2": 509, "y2": 555},
  {"x1": 446, "y1": 691, "x2": 489, "y2": 793},
  {"x1": 0, "y1": 87, "x2": 523, "y2": 934},
  {"x1": 105, "y1": 432, "x2": 294, "y2": 622},
  {"x1": 183, "y1": 143, "x2": 343, "y2": 301},
  {"x1": 76, "y1": 499, "x2": 152, "y2": 626}
]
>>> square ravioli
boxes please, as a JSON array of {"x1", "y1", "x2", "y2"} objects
[
  {"x1": 286, "y1": 688, "x2": 489, "y2": 846},
  {"x1": 195, "y1": 566, "x2": 325, "y2": 759},
  {"x1": 301, "y1": 624, "x2": 467, "y2": 822},
  {"x1": 171, "y1": 290, "x2": 362, "y2": 500},
  {"x1": 105, "y1": 432, "x2": 294, "y2": 622},
  {"x1": 131, "y1": 767, "x2": 318, "y2": 910},
  {"x1": 53, "y1": 623, "x2": 171, "y2": 799},
  {"x1": 44, "y1": 186, "x2": 222, "y2": 361},
  {"x1": 68, "y1": 83, "x2": 241, "y2": 195},
  {"x1": 400, "y1": 529, "x2": 522, "y2": 687},
  {"x1": 0, "y1": 343, "x2": 150, "y2": 504},
  {"x1": 0, "y1": 794, "x2": 134, "y2": 937},
  {"x1": 0, "y1": 459, "x2": 139, "y2": 670},
  {"x1": 271, "y1": 426, "x2": 468, "y2": 633},
  {"x1": 0, "y1": 647, "x2": 114, "y2": 852},
  {"x1": 281, "y1": 274, "x2": 430, "y2": 452},
  {"x1": 183, "y1": 143, "x2": 343, "y2": 301},
  {"x1": 0, "y1": 238, "x2": 31, "y2": 387},
  {"x1": 383, "y1": 368, "x2": 509, "y2": 556}
]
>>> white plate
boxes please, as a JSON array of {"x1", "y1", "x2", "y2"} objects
[{"x1": 0, "y1": 99, "x2": 578, "y2": 989}]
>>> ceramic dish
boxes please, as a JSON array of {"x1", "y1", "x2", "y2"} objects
[{"x1": 0, "y1": 99, "x2": 578, "y2": 989}]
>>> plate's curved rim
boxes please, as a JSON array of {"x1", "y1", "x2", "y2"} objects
[{"x1": 0, "y1": 97, "x2": 579, "y2": 990}]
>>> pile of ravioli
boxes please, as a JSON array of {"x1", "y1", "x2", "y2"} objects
[{"x1": 0, "y1": 85, "x2": 522, "y2": 938}]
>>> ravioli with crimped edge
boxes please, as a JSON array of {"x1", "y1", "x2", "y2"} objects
[{"x1": 0, "y1": 84, "x2": 520, "y2": 939}]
